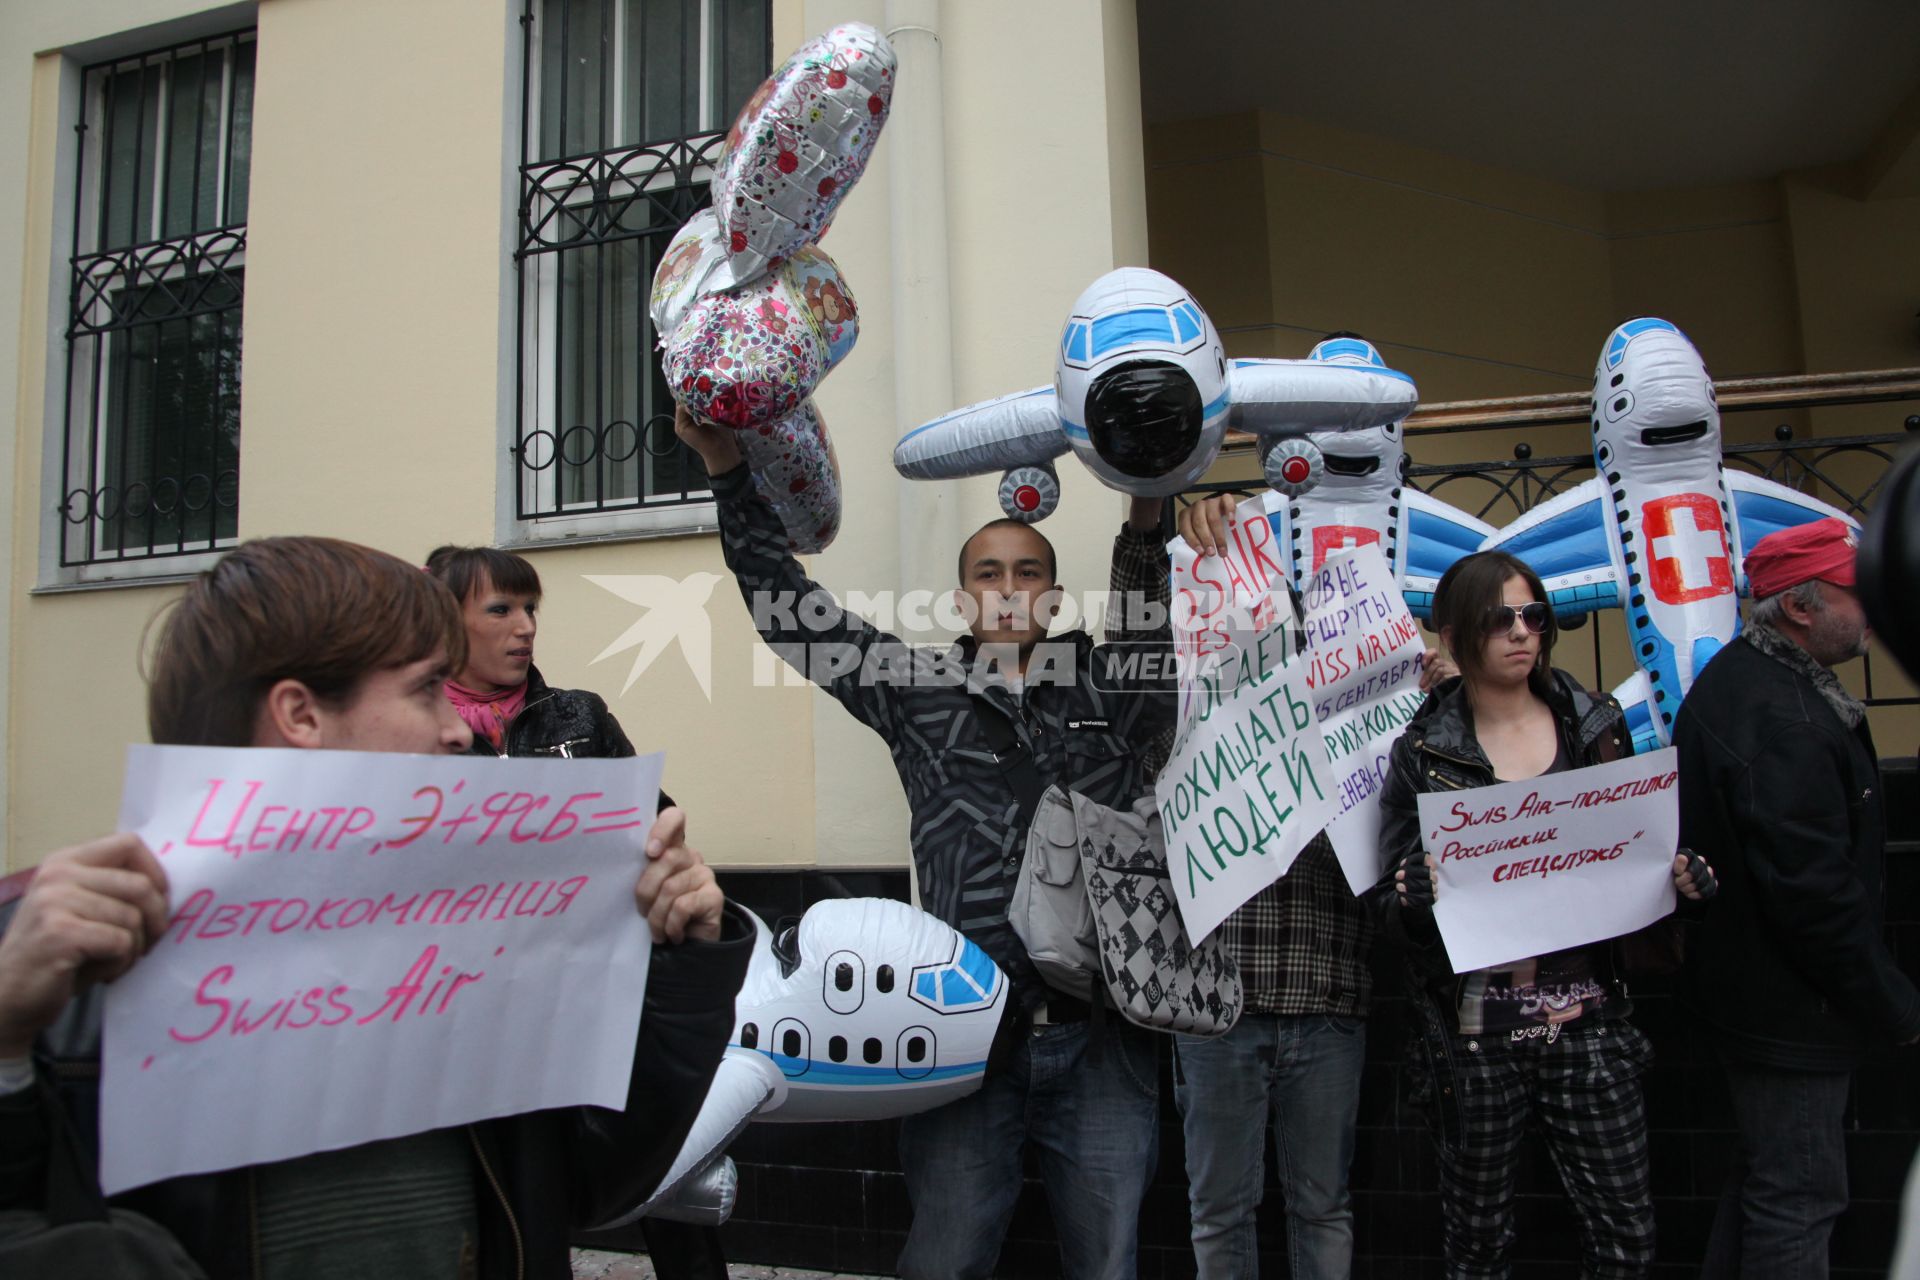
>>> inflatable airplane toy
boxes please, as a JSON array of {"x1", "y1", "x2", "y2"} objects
[
  {"x1": 1263, "y1": 336, "x2": 1494, "y2": 620},
  {"x1": 608, "y1": 897, "x2": 1008, "y2": 1230},
  {"x1": 892, "y1": 268, "x2": 1419, "y2": 519},
  {"x1": 1481, "y1": 318, "x2": 1856, "y2": 752}
]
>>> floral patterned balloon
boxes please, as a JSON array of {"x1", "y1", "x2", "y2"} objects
[
  {"x1": 661, "y1": 241, "x2": 858, "y2": 432},
  {"x1": 741, "y1": 400, "x2": 843, "y2": 554},
  {"x1": 712, "y1": 23, "x2": 895, "y2": 282},
  {"x1": 652, "y1": 23, "x2": 891, "y2": 554}
]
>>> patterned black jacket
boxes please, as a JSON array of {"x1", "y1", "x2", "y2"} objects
[{"x1": 712, "y1": 465, "x2": 1174, "y2": 1007}]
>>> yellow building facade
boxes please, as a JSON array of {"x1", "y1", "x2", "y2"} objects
[{"x1": 2, "y1": 0, "x2": 1915, "y2": 871}]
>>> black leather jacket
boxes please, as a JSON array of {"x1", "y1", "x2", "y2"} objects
[
  {"x1": 1369, "y1": 667, "x2": 1634, "y2": 998},
  {"x1": 467, "y1": 664, "x2": 635, "y2": 760},
  {"x1": 0, "y1": 899, "x2": 753, "y2": 1280},
  {"x1": 1367, "y1": 669, "x2": 1638, "y2": 1140},
  {"x1": 1677, "y1": 632, "x2": 1920, "y2": 1069}
]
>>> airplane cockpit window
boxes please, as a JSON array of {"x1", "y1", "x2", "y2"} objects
[
  {"x1": 1604, "y1": 317, "x2": 1681, "y2": 371},
  {"x1": 1063, "y1": 321, "x2": 1091, "y2": 363},
  {"x1": 1089, "y1": 307, "x2": 1176, "y2": 359},
  {"x1": 1312, "y1": 337, "x2": 1377, "y2": 365}
]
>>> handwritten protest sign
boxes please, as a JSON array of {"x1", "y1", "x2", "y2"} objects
[
  {"x1": 1300, "y1": 544, "x2": 1430, "y2": 893},
  {"x1": 1160, "y1": 494, "x2": 1337, "y2": 942},
  {"x1": 101, "y1": 745, "x2": 663, "y2": 1194},
  {"x1": 1418, "y1": 747, "x2": 1680, "y2": 973}
]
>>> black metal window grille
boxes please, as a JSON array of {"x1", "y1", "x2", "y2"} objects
[
  {"x1": 60, "y1": 29, "x2": 253, "y2": 568},
  {"x1": 515, "y1": 0, "x2": 770, "y2": 522}
]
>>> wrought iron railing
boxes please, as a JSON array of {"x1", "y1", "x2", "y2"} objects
[{"x1": 1179, "y1": 372, "x2": 1920, "y2": 708}]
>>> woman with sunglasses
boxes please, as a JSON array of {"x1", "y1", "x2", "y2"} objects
[{"x1": 1372, "y1": 549, "x2": 1711, "y2": 1278}]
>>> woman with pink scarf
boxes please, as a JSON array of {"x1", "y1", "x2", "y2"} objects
[
  {"x1": 423, "y1": 544, "x2": 729, "y2": 1279},
  {"x1": 424, "y1": 546, "x2": 634, "y2": 760}
]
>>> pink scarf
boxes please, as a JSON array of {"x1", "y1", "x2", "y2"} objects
[{"x1": 445, "y1": 679, "x2": 529, "y2": 751}]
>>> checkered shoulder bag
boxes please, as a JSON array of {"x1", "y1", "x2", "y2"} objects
[{"x1": 1067, "y1": 790, "x2": 1243, "y2": 1038}]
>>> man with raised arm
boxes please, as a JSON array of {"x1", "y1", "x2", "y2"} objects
[{"x1": 679, "y1": 407, "x2": 1174, "y2": 1280}]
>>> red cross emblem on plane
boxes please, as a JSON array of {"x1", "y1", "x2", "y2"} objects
[
  {"x1": 1310, "y1": 524, "x2": 1382, "y2": 573},
  {"x1": 1642, "y1": 494, "x2": 1733, "y2": 605}
]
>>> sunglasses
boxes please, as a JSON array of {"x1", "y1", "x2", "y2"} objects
[{"x1": 1481, "y1": 602, "x2": 1551, "y2": 636}]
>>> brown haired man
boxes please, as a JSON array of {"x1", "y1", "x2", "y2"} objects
[{"x1": 0, "y1": 536, "x2": 752, "y2": 1280}]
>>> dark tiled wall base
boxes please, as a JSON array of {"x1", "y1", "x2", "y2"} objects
[{"x1": 590, "y1": 767, "x2": 1920, "y2": 1277}]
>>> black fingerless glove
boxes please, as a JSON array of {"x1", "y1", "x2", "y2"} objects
[
  {"x1": 1394, "y1": 853, "x2": 1435, "y2": 909},
  {"x1": 1680, "y1": 848, "x2": 1718, "y2": 902}
]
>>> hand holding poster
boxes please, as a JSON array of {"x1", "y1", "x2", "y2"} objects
[
  {"x1": 1158, "y1": 494, "x2": 1337, "y2": 942},
  {"x1": 1416, "y1": 747, "x2": 1680, "y2": 973},
  {"x1": 102, "y1": 744, "x2": 663, "y2": 1194},
  {"x1": 1298, "y1": 544, "x2": 1430, "y2": 893}
]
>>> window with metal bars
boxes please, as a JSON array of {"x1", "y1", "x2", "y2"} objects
[
  {"x1": 515, "y1": 0, "x2": 770, "y2": 527},
  {"x1": 60, "y1": 29, "x2": 253, "y2": 569}
]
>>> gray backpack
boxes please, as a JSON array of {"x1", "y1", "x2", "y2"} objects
[{"x1": 1013, "y1": 786, "x2": 1243, "y2": 1037}]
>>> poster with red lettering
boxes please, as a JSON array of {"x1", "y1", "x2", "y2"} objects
[
  {"x1": 100, "y1": 744, "x2": 663, "y2": 1195},
  {"x1": 1415, "y1": 748, "x2": 1680, "y2": 973}
]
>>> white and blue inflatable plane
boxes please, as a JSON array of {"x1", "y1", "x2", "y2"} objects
[
  {"x1": 1480, "y1": 318, "x2": 1856, "y2": 752},
  {"x1": 1261, "y1": 336, "x2": 1494, "y2": 620},
  {"x1": 607, "y1": 898, "x2": 1009, "y2": 1230}
]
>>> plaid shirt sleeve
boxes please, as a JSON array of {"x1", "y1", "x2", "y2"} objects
[{"x1": 1220, "y1": 833, "x2": 1376, "y2": 1017}]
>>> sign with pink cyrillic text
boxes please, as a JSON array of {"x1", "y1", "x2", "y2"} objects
[
  {"x1": 1300, "y1": 545, "x2": 1430, "y2": 894},
  {"x1": 1160, "y1": 494, "x2": 1337, "y2": 943},
  {"x1": 1417, "y1": 748, "x2": 1680, "y2": 974},
  {"x1": 101, "y1": 744, "x2": 662, "y2": 1194}
]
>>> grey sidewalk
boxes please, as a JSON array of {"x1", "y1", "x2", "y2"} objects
[{"x1": 571, "y1": 1249, "x2": 886, "y2": 1280}]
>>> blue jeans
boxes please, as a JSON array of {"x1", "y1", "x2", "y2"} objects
[
  {"x1": 1702, "y1": 1062, "x2": 1852, "y2": 1280},
  {"x1": 895, "y1": 1018, "x2": 1161, "y2": 1280},
  {"x1": 1173, "y1": 1013, "x2": 1367, "y2": 1280}
]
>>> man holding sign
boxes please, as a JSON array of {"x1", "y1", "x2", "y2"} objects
[
  {"x1": 0, "y1": 537, "x2": 752, "y2": 1280},
  {"x1": 1370, "y1": 550, "x2": 1712, "y2": 1279},
  {"x1": 1165, "y1": 494, "x2": 1454, "y2": 1280}
]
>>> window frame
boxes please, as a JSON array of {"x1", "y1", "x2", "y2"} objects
[
  {"x1": 505, "y1": 0, "x2": 770, "y2": 546},
  {"x1": 44, "y1": 25, "x2": 255, "y2": 588}
]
